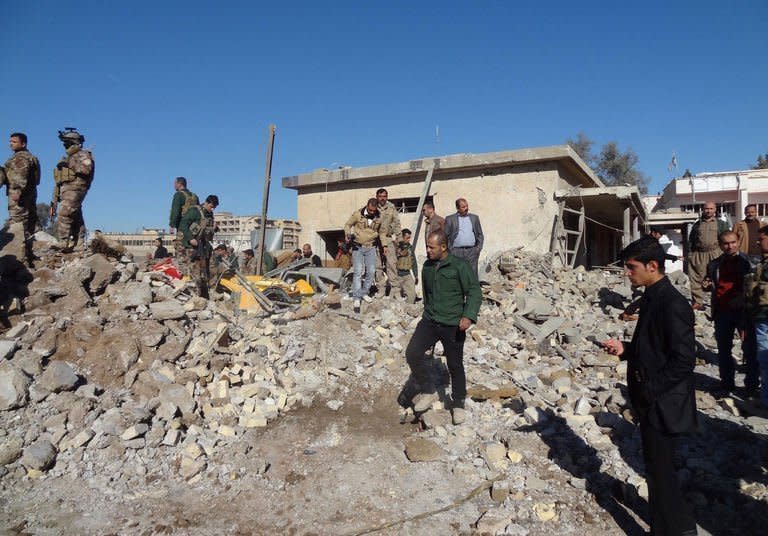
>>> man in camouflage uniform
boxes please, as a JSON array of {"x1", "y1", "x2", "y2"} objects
[
  {"x1": 168, "y1": 176, "x2": 199, "y2": 261},
  {"x1": 51, "y1": 128, "x2": 94, "y2": 249},
  {"x1": 376, "y1": 188, "x2": 402, "y2": 296},
  {"x1": 2, "y1": 133, "x2": 41, "y2": 239},
  {"x1": 179, "y1": 195, "x2": 219, "y2": 298}
]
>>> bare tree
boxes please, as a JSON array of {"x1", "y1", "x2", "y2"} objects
[{"x1": 565, "y1": 134, "x2": 649, "y2": 194}]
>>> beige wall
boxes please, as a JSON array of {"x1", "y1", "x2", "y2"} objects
[{"x1": 295, "y1": 162, "x2": 565, "y2": 260}]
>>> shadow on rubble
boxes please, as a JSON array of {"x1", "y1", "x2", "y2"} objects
[
  {"x1": 519, "y1": 413, "x2": 648, "y2": 535},
  {"x1": 397, "y1": 348, "x2": 454, "y2": 408},
  {"x1": 686, "y1": 411, "x2": 768, "y2": 535},
  {"x1": 0, "y1": 229, "x2": 33, "y2": 329},
  {"x1": 602, "y1": 399, "x2": 768, "y2": 536}
]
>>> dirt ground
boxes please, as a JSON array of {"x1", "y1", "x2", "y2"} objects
[{"x1": 1, "y1": 377, "x2": 647, "y2": 536}]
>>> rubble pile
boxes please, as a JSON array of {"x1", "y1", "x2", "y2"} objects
[{"x1": 0, "y1": 238, "x2": 766, "y2": 534}]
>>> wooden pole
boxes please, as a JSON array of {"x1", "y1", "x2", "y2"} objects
[
  {"x1": 257, "y1": 124, "x2": 276, "y2": 275},
  {"x1": 410, "y1": 166, "x2": 435, "y2": 252}
]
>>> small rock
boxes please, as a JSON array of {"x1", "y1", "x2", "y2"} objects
[
  {"x1": 404, "y1": 438, "x2": 443, "y2": 462},
  {"x1": 421, "y1": 409, "x2": 452, "y2": 429},
  {"x1": 0, "y1": 436, "x2": 24, "y2": 465},
  {"x1": 0, "y1": 362, "x2": 30, "y2": 411},
  {"x1": 20, "y1": 439, "x2": 57, "y2": 471},
  {"x1": 0, "y1": 340, "x2": 19, "y2": 360},
  {"x1": 326, "y1": 400, "x2": 344, "y2": 411},
  {"x1": 574, "y1": 397, "x2": 592, "y2": 416},
  {"x1": 40, "y1": 361, "x2": 79, "y2": 392},
  {"x1": 533, "y1": 502, "x2": 558, "y2": 522},
  {"x1": 121, "y1": 423, "x2": 149, "y2": 440},
  {"x1": 491, "y1": 480, "x2": 510, "y2": 503},
  {"x1": 162, "y1": 429, "x2": 181, "y2": 446}
]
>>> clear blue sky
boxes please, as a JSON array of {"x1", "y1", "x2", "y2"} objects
[{"x1": 2, "y1": 1, "x2": 766, "y2": 232}]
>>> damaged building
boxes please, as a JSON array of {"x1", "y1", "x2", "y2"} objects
[{"x1": 282, "y1": 145, "x2": 646, "y2": 268}]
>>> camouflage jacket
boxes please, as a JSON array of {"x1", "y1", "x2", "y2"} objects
[
  {"x1": 179, "y1": 205, "x2": 215, "y2": 248},
  {"x1": 378, "y1": 201, "x2": 402, "y2": 241},
  {"x1": 55, "y1": 146, "x2": 94, "y2": 187},
  {"x1": 3, "y1": 149, "x2": 40, "y2": 195}
]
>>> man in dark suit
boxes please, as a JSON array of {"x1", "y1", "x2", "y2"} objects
[
  {"x1": 604, "y1": 236, "x2": 698, "y2": 536},
  {"x1": 443, "y1": 198, "x2": 483, "y2": 277}
]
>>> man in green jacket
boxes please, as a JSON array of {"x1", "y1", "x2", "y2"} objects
[
  {"x1": 399, "y1": 230, "x2": 481, "y2": 424},
  {"x1": 169, "y1": 176, "x2": 199, "y2": 256}
]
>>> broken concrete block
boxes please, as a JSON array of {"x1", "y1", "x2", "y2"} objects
[
  {"x1": 21, "y1": 439, "x2": 57, "y2": 471},
  {"x1": 112, "y1": 281, "x2": 152, "y2": 308},
  {"x1": 31, "y1": 329, "x2": 57, "y2": 358},
  {"x1": 183, "y1": 442, "x2": 203, "y2": 460},
  {"x1": 421, "y1": 409, "x2": 452, "y2": 430},
  {"x1": 483, "y1": 442, "x2": 507, "y2": 467},
  {"x1": 404, "y1": 438, "x2": 443, "y2": 462},
  {"x1": 162, "y1": 429, "x2": 181, "y2": 446},
  {"x1": 121, "y1": 423, "x2": 149, "y2": 441},
  {"x1": 491, "y1": 479, "x2": 510, "y2": 503},
  {"x1": 150, "y1": 301, "x2": 186, "y2": 321},
  {"x1": 0, "y1": 362, "x2": 30, "y2": 410},
  {"x1": 0, "y1": 340, "x2": 19, "y2": 360},
  {"x1": 574, "y1": 397, "x2": 592, "y2": 416},
  {"x1": 179, "y1": 456, "x2": 206, "y2": 479},
  {"x1": 40, "y1": 361, "x2": 79, "y2": 393},
  {"x1": 83, "y1": 254, "x2": 119, "y2": 295},
  {"x1": 66, "y1": 429, "x2": 95, "y2": 450},
  {"x1": 217, "y1": 425, "x2": 236, "y2": 438}
]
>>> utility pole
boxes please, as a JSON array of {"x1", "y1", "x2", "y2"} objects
[{"x1": 257, "y1": 124, "x2": 276, "y2": 275}]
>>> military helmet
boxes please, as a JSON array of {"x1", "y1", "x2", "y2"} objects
[{"x1": 58, "y1": 127, "x2": 85, "y2": 146}]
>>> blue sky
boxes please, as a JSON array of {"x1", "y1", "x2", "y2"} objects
[{"x1": 2, "y1": 1, "x2": 766, "y2": 232}]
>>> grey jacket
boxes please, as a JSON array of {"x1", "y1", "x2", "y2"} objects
[{"x1": 444, "y1": 212, "x2": 484, "y2": 253}]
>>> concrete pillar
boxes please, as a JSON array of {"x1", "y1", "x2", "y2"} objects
[
  {"x1": 623, "y1": 207, "x2": 631, "y2": 248},
  {"x1": 737, "y1": 173, "x2": 749, "y2": 220},
  {"x1": 631, "y1": 214, "x2": 640, "y2": 240}
]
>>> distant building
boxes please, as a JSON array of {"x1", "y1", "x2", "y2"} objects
[
  {"x1": 282, "y1": 145, "x2": 647, "y2": 268},
  {"x1": 103, "y1": 216, "x2": 302, "y2": 258},
  {"x1": 653, "y1": 168, "x2": 768, "y2": 224},
  {"x1": 643, "y1": 168, "x2": 768, "y2": 259}
]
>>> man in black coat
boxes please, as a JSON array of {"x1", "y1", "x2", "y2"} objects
[{"x1": 604, "y1": 236, "x2": 698, "y2": 536}]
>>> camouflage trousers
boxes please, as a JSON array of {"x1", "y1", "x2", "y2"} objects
[
  {"x1": 392, "y1": 273, "x2": 416, "y2": 304},
  {"x1": 182, "y1": 247, "x2": 211, "y2": 298},
  {"x1": 56, "y1": 184, "x2": 89, "y2": 244},
  {"x1": 7, "y1": 191, "x2": 37, "y2": 238}
]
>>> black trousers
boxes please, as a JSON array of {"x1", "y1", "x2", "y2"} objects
[
  {"x1": 405, "y1": 318, "x2": 467, "y2": 403},
  {"x1": 639, "y1": 421, "x2": 697, "y2": 536}
]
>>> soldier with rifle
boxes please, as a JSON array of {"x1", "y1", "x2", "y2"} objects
[
  {"x1": 51, "y1": 128, "x2": 94, "y2": 250},
  {"x1": 178, "y1": 195, "x2": 219, "y2": 298}
]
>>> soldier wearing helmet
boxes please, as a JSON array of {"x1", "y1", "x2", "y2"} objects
[{"x1": 52, "y1": 128, "x2": 94, "y2": 249}]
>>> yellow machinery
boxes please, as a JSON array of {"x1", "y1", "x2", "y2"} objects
[{"x1": 218, "y1": 274, "x2": 313, "y2": 310}]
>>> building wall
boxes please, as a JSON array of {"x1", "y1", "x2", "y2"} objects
[{"x1": 295, "y1": 162, "x2": 564, "y2": 259}]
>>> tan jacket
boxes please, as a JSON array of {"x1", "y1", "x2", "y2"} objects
[
  {"x1": 734, "y1": 218, "x2": 764, "y2": 254},
  {"x1": 378, "y1": 201, "x2": 401, "y2": 241},
  {"x1": 344, "y1": 207, "x2": 385, "y2": 247}
]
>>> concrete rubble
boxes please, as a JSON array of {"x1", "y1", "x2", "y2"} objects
[{"x1": 0, "y1": 234, "x2": 765, "y2": 534}]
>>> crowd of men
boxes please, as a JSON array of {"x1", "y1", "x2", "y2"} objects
[
  {"x1": 10, "y1": 128, "x2": 768, "y2": 535},
  {"x1": 1, "y1": 130, "x2": 95, "y2": 263},
  {"x1": 342, "y1": 189, "x2": 484, "y2": 314},
  {"x1": 685, "y1": 201, "x2": 768, "y2": 412}
]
